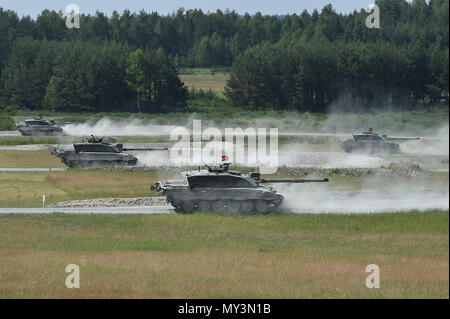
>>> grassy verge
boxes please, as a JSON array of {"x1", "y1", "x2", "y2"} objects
[
  {"x1": 0, "y1": 211, "x2": 447, "y2": 298},
  {"x1": 0, "y1": 170, "x2": 165, "y2": 207},
  {"x1": 0, "y1": 136, "x2": 64, "y2": 145},
  {"x1": 0, "y1": 151, "x2": 66, "y2": 168}
]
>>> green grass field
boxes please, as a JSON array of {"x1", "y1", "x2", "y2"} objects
[{"x1": 0, "y1": 211, "x2": 447, "y2": 298}]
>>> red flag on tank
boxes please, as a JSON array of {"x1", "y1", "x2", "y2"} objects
[
  {"x1": 222, "y1": 155, "x2": 229, "y2": 162},
  {"x1": 368, "y1": 128, "x2": 373, "y2": 132}
]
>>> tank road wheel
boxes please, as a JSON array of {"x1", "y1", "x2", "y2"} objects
[
  {"x1": 172, "y1": 202, "x2": 182, "y2": 213},
  {"x1": 167, "y1": 197, "x2": 180, "y2": 212},
  {"x1": 75, "y1": 162, "x2": 84, "y2": 168},
  {"x1": 240, "y1": 201, "x2": 254, "y2": 215},
  {"x1": 197, "y1": 201, "x2": 211, "y2": 212},
  {"x1": 226, "y1": 201, "x2": 241, "y2": 214},
  {"x1": 255, "y1": 200, "x2": 270, "y2": 214},
  {"x1": 63, "y1": 160, "x2": 73, "y2": 167},
  {"x1": 211, "y1": 200, "x2": 227, "y2": 213},
  {"x1": 180, "y1": 201, "x2": 195, "y2": 214}
]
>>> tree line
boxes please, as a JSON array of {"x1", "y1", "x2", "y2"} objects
[
  {"x1": 0, "y1": 38, "x2": 187, "y2": 112},
  {"x1": 226, "y1": 39, "x2": 448, "y2": 112},
  {"x1": 0, "y1": 0, "x2": 448, "y2": 113},
  {"x1": 1, "y1": 0, "x2": 448, "y2": 68},
  {"x1": 225, "y1": 0, "x2": 448, "y2": 111}
]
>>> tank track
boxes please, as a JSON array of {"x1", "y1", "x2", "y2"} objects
[
  {"x1": 19, "y1": 130, "x2": 64, "y2": 137},
  {"x1": 62, "y1": 159, "x2": 137, "y2": 168},
  {"x1": 167, "y1": 198, "x2": 282, "y2": 215},
  {"x1": 342, "y1": 141, "x2": 400, "y2": 154}
]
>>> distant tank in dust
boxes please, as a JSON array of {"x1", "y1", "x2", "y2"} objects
[
  {"x1": 17, "y1": 117, "x2": 64, "y2": 136},
  {"x1": 53, "y1": 138, "x2": 137, "y2": 168},
  {"x1": 151, "y1": 162, "x2": 329, "y2": 214},
  {"x1": 342, "y1": 128, "x2": 419, "y2": 154},
  {"x1": 53, "y1": 137, "x2": 168, "y2": 168}
]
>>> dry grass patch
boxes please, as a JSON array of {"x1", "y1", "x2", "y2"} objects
[
  {"x1": 180, "y1": 74, "x2": 229, "y2": 93},
  {"x1": 0, "y1": 250, "x2": 447, "y2": 298},
  {"x1": 0, "y1": 151, "x2": 66, "y2": 168},
  {"x1": 0, "y1": 212, "x2": 447, "y2": 298}
]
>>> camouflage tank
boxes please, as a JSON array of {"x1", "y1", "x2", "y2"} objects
[
  {"x1": 342, "y1": 128, "x2": 419, "y2": 154},
  {"x1": 53, "y1": 137, "x2": 168, "y2": 168},
  {"x1": 17, "y1": 117, "x2": 64, "y2": 136},
  {"x1": 53, "y1": 138, "x2": 137, "y2": 168},
  {"x1": 151, "y1": 162, "x2": 329, "y2": 214}
]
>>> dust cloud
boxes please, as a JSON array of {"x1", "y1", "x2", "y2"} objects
[
  {"x1": 400, "y1": 124, "x2": 449, "y2": 156},
  {"x1": 58, "y1": 116, "x2": 448, "y2": 215},
  {"x1": 277, "y1": 149, "x2": 389, "y2": 168},
  {"x1": 277, "y1": 183, "x2": 449, "y2": 214},
  {"x1": 62, "y1": 117, "x2": 175, "y2": 136}
]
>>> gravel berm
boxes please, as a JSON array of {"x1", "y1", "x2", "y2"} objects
[{"x1": 50, "y1": 197, "x2": 169, "y2": 208}]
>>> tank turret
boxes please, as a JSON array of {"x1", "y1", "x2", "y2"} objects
[{"x1": 151, "y1": 162, "x2": 329, "y2": 214}]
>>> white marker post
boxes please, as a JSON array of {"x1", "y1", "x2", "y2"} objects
[{"x1": 43, "y1": 194, "x2": 46, "y2": 207}]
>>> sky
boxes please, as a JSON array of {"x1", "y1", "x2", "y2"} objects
[{"x1": 1, "y1": 0, "x2": 374, "y2": 18}]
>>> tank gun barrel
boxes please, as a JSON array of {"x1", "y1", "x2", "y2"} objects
[
  {"x1": 259, "y1": 178, "x2": 329, "y2": 183},
  {"x1": 385, "y1": 137, "x2": 420, "y2": 141},
  {"x1": 122, "y1": 147, "x2": 168, "y2": 151}
]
